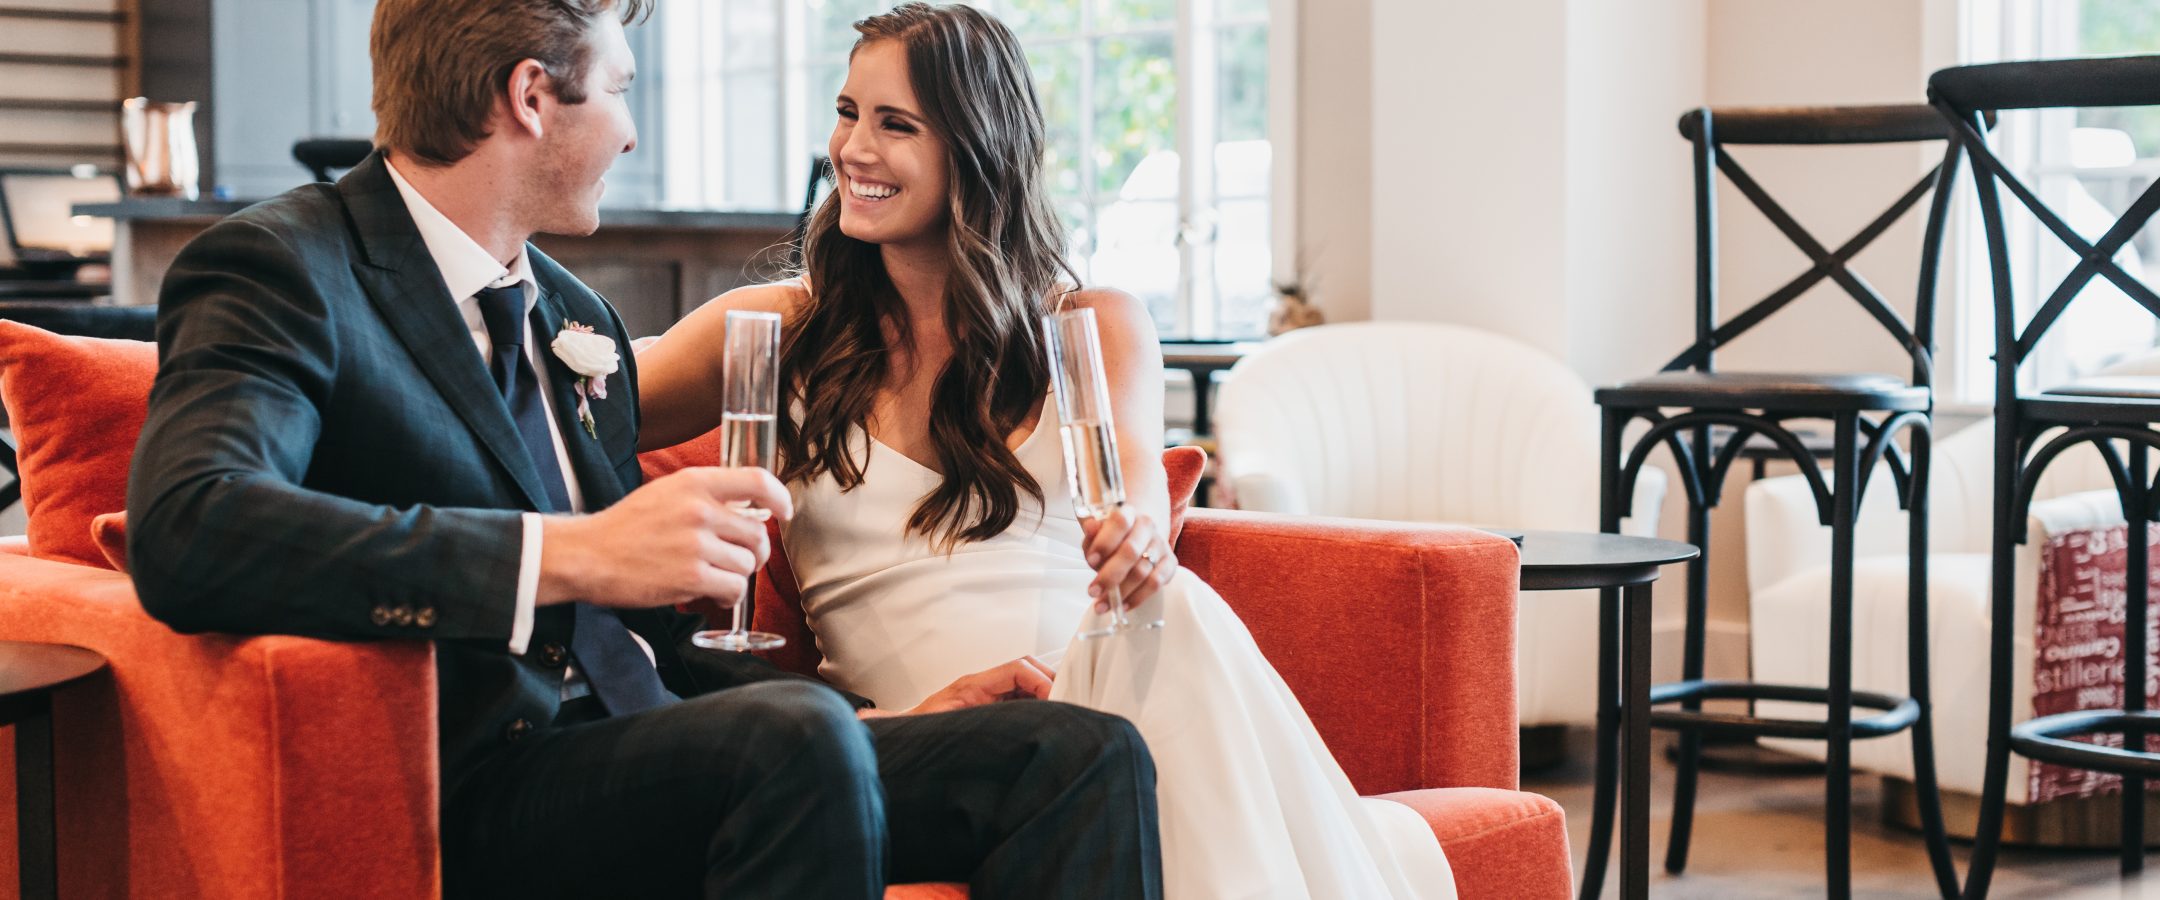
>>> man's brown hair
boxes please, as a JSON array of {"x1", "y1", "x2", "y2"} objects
[{"x1": 370, "y1": 0, "x2": 653, "y2": 166}]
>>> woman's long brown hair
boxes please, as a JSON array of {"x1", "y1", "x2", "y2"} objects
[{"x1": 780, "y1": 2, "x2": 1078, "y2": 548}]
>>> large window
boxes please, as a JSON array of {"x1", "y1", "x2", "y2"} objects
[
  {"x1": 652, "y1": 0, "x2": 1283, "y2": 339},
  {"x1": 1954, "y1": 0, "x2": 2160, "y2": 400}
]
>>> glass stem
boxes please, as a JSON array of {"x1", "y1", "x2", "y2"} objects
[{"x1": 731, "y1": 579, "x2": 756, "y2": 636}]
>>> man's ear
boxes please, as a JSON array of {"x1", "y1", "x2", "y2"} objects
[{"x1": 503, "y1": 58, "x2": 552, "y2": 140}]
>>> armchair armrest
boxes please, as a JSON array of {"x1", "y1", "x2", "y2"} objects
[
  {"x1": 0, "y1": 554, "x2": 438, "y2": 900},
  {"x1": 1171, "y1": 507, "x2": 1521, "y2": 796}
]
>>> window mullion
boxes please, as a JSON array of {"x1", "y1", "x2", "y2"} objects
[
  {"x1": 1176, "y1": 0, "x2": 1217, "y2": 338},
  {"x1": 1079, "y1": 6, "x2": 1098, "y2": 284}
]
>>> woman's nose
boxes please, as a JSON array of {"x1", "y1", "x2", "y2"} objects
[{"x1": 839, "y1": 124, "x2": 878, "y2": 165}]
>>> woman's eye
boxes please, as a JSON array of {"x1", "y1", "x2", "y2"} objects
[
  {"x1": 884, "y1": 119, "x2": 916, "y2": 134},
  {"x1": 837, "y1": 107, "x2": 858, "y2": 120}
]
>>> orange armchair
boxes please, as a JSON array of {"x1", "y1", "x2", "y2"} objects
[{"x1": 1, "y1": 496, "x2": 1569, "y2": 899}]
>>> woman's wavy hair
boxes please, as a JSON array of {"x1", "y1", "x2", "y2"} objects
[{"x1": 780, "y1": 2, "x2": 1077, "y2": 548}]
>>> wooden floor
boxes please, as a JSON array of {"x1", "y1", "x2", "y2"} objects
[{"x1": 1526, "y1": 729, "x2": 2160, "y2": 898}]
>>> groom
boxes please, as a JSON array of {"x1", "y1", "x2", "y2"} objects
[{"x1": 124, "y1": 0, "x2": 1162, "y2": 897}]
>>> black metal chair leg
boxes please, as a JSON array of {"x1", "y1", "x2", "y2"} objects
[
  {"x1": 1960, "y1": 408, "x2": 2025, "y2": 900},
  {"x1": 2124, "y1": 441, "x2": 2149, "y2": 875},
  {"x1": 1664, "y1": 501, "x2": 1714, "y2": 874},
  {"x1": 1581, "y1": 584, "x2": 1621, "y2": 900},
  {"x1": 1904, "y1": 428, "x2": 1960, "y2": 899},
  {"x1": 1581, "y1": 407, "x2": 1626, "y2": 900},
  {"x1": 1825, "y1": 413, "x2": 1858, "y2": 898}
]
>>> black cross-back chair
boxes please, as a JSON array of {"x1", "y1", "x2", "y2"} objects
[
  {"x1": 1585, "y1": 105, "x2": 1963, "y2": 900},
  {"x1": 1931, "y1": 54, "x2": 2160, "y2": 900}
]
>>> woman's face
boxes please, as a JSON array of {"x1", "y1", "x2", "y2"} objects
[{"x1": 830, "y1": 40, "x2": 951, "y2": 247}]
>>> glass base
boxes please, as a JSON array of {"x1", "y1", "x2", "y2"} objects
[
  {"x1": 692, "y1": 629, "x2": 787, "y2": 651},
  {"x1": 1077, "y1": 617, "x2": 1166, "y2": 641}
]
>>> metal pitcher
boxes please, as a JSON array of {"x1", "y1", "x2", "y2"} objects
[{"x1": 121, "y1": 98, "x2": 200, "y2": 199}]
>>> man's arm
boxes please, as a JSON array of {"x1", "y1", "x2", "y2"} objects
[{"x1": 127, "y1": 218, "x2": 525, "y2": 642}]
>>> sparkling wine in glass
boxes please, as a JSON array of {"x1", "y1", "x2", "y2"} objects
[
  {"x1": 693, "y1": 310, "x2": 788, "y2": 652},
  {"x1": 1045, "y1": 307, "x2": 1165, "y2": 640}
]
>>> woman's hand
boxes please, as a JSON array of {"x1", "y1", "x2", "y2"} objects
[
  {"x1": 860, "y1": 656, "x2": 1058, "y2": 719},
  {"x1": 1080, "y1": 505, "x2": 1176, "y2": 613}
]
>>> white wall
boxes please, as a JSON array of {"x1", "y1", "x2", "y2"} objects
[
  {"x1": 1363, "y1": 0, "x2": 1705, "y2": 388},
  {"x1": 1368, "y1": 0, "x2": 1571, "y2": 350},
  {"x1": 1294, "y1": 0, "x2": 1374, "y2": 324},
  {"x1": 1310, "y1": 0, "x2": 1962, "y2": 683}
]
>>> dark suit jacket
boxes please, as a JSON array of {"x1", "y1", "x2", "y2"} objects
[{"x1": 126, "y1": 153, "x2": 831, "y2": 790}]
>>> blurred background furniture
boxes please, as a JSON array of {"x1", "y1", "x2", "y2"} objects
[
  {"x1": 1931, "y1": 53, "x2": 2160, "y2": 895},
  {"x1": 290, "y1": 139, "x2": 371, "y2": 183},
  {"x1": 1515, "y1": 529, "x2": 1698, "y2": 900},
  {"x1": 1212, "y1": 320, "x2": 1667, "y2": 765},
  {"x1": 1591, "y1": 104, "x2": 1962, "y2": 898},
  {"x1": 1747, "y1": 404, "x2": 2137, "y2": 844}
]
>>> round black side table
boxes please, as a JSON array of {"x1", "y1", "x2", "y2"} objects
[
  {"x1": 1, "y1": 641, "x2": 108, "y2": 900},
  {"x1": 1511, "y1": 530, "x2": 1697, "y2": 900}
]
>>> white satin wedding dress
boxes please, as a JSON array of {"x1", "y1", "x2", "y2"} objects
[{"x1": 780, "y1": 401, "x2": 1456, "y2": 899}]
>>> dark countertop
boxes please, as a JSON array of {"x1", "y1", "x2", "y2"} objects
[{"x1": 75, "y1": 198, "x2": 801, "y2": 232}]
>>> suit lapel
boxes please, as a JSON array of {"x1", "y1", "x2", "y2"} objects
[
  {"x1": 338, "y1": 154, "x2": 552, "y2": 512},
  {"x1": 533, "y1": 284, "x2": 632, "y2": 511}
]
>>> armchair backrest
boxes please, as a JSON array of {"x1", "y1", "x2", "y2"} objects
[
  {"x1": 1214, "y1": 322, "x2": 1603, "y2": 531},
  {"x1": 1662, "y1": 105, "x2": 1961, "y2": 385}
]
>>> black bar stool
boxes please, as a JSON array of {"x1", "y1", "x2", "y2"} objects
[
  {"x1": 1586, "y1": 105, "x2": 1963, "y2": 900},
  {"x1": 1931, "y1": 54, "x2": 2160, "y2": 899}
]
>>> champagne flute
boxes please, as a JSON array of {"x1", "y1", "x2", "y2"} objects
[
  {"x1": 1045, "y1": 307, "x2": 1166, "y2": 640},
  {"x1": 692, "y1": 310, "x2": 788, "y2": 652}
]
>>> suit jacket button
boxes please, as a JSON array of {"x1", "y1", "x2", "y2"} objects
[
  {"x1": 371, "y1": 605, "x2": 393, "y2": 626},
  {"x1": 502, "y1": 718, "x2": 533, "y2": 742},
  {"x1": 391, "y1": 605, "x2": 415, "y2": 626},
  {"x1": 539, "y1": 643, "x2": 569, "y2": 668},
  {"x1": 414, "y1": 607, "x2": 438, "y2": 628}
]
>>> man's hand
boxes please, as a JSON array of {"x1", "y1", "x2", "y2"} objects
[
  {"x1": 859, "y1": 657, "x2": 1057, "y2": 719},
  {"x1": 537, "y1": 466, "x2": 792, "y2": 610}
]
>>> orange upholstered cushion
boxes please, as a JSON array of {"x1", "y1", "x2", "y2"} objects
[
  {"x1": 0, "y1": 322, "x2": 156, "y2": 568},
  {"x1": 0, "y1": 553, "x2": 440, "y2": 898},
  {"x1": 1382, "y1": 788, "x2": 1573, "y2": 899}
]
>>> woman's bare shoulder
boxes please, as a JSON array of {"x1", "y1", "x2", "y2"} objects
[
  {"x1": 701, "y1": 277, "x2": 812, "y2": 320},
  {"x1": 1059, "y1": 286, "x2": 1158, "y2": 340}
]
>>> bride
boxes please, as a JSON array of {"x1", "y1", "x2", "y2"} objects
[{"x1": 638, "y1": 4, "x2": 1454, "y2": 897}]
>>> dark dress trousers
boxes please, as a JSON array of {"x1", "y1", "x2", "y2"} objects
[{"x1": 125, "y1": 153, "x2": 1162, "y2": 899}]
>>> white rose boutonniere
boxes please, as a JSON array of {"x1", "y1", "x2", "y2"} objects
[{"x1": 551, "y1": 320, "x2": 619, "y2": 438}]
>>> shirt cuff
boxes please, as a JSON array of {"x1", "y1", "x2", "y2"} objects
[{"x1": 508, "y1": 511, "x2": 542, "y2": 654}]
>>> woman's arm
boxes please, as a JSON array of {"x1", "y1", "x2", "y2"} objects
[
  {"x1": 635, "y1": 280, "x2": 805, "y2": 451},
  {"x1": 1063, "y1": 288, "x2": 1176, "y2": 609}
]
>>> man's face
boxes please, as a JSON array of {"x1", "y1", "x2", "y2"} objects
[{"x1": 528, "y1": 14, "x2": 638, "y2": 236}]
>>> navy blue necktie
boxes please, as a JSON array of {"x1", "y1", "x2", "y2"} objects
[{"x1": 476, "y1": 284, "x2": 674, "y2": 717}]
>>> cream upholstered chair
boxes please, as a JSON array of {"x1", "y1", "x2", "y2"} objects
[
  {"x1": 1213, "y1": 321, "x2": 1667, "y2": 730},
  {"x1": 1746, "y1": 351, "x2": 2160, "y2": 820}
]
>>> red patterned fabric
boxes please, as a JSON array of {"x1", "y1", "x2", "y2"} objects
[
  {"x1": 0, "y1": 322, "x2": 155, "y2": 568},
  {"x1": 2030, "y1": 524, "x2": 2160, "y2": 802}
]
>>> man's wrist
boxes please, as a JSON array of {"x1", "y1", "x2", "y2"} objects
[{"x1": 534, "y1": 514, "x2": 591, "y2": 607}]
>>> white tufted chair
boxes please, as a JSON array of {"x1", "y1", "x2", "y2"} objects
[
  {"x1": 1213, "y1": 321, "x2": 1667, "y2": 728},
  {"x1": 1747, "y1": 351, "x2": 2160, "y2": 811}
]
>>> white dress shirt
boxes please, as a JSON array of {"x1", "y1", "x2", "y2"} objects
[{"x1": 383, "y1": 160, "x2": 652, "y2": 690}]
